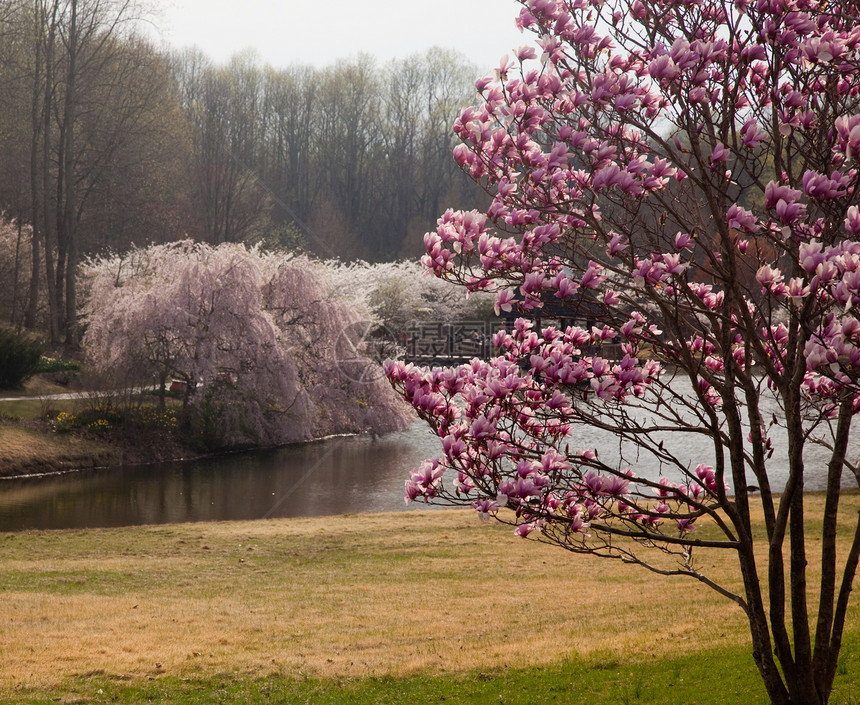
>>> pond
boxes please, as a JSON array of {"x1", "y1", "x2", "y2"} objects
[
  {"x1": 1, "y1": 397, "x2": 857, "y2": 531},
  {"x1": 0, "y1": 423, "x2": 443, "y2": 532}
]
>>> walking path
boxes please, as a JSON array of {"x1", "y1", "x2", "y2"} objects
[
  {"x1": 0, "y1": 391, "x2": 92, "y2": 402},
  {"x1": 0, "y1": 387, "x2": 152, "y2": 402}
]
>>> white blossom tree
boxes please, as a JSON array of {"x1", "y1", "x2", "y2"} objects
[
  {"x1": 332, "y1": 259, "x2": 496, "y2": 332},
  {"x1": 81, "y1": 241, "x2": 411, "y2": 447}
]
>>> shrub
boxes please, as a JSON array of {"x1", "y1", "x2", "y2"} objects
[
  {"x1": 131, "y1": 406, "x2": 178, "y2": 431},
  {"x1": 0, "y1": 328, "x2": 44, "y2": 389},
  {"x1": 52, "y1": 411, "x2": 78, "y2": 433},
  {"x1": 35, "y1": 356, "x2": 81, "y2": 374},
  {"x1": 87, "y1": 418, "x2": 111, "y2": 432}
]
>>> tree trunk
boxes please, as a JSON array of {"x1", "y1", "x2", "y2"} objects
[
  {"x1": 42, "y1": 0, "x2": 60, "y2": 344},
  {"x1": 11, "y1": 217, "x2": 24, "y2": 325},
  {"x1": 26, "y1": 0, "x2": 43, "y2": 331},
  {"x1": 158, "y1": 370, "x2": 167, "y2": 409},
  {"x1": 60, "y1": 0, "x2": 77, "y2": 348}
]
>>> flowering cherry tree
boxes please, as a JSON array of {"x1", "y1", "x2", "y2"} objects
[
  {"x1": 385, "y1": 1, "x2": 860, "y2": 702},
  {"x1": 82, "y1": 241, "x2": 411, "y2": 447}
]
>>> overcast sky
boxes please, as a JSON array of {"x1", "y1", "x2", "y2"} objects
[{"x1": 149, "y1": 0, "x2": 528, "y2": 72}]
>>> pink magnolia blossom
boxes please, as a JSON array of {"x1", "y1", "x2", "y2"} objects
[{"x1": 386, "y1": 1, "x2": 860, "y2": 700}]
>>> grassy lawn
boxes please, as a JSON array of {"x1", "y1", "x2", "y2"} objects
[
  {"x1": 0, "y1": 397, "x2": 73, "y2": 419},
  {"x1": 0, "y1": 372, "x2": 81, "y2": 399},
  {"x1": 1, "y1": 502, "x2": 858, "y2": 703}
]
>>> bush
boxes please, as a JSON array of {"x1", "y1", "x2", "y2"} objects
[
  {"x1": 35, "y1": 356, "x2": 81, "y2": 374},
  {"x1": 51, "y1": 411, "x2": 78, "y2": 433},
  {"x1": 0, "y1": 328, "x2": 44, "y2": 389},
  {"x1": 132, "y1": 406, "x2": 177, "y2": 431},
  {"x1": 35, "y1": 355, "x2": 82, "y2": 387}
]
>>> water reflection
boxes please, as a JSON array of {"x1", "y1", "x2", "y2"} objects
[{"x1": 1, "y1": 398, "x2": 857, "y2": 532}]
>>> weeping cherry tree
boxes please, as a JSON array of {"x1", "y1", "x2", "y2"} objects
[{"x1": 83, "y1": 241, "x2": 411, "y2": 447}]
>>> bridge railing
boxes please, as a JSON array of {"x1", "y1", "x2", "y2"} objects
[
  {"x1": 403, "y1": 321, "x2": 492, "y2": 363},
  {"x1": 397, "y1": 319, "x2": 625, "y2": 366}
]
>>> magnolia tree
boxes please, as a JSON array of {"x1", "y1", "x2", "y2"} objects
[
  {"x1": 386, "y1": 1, "x2": 860, "y2": 702},
  {"x1": 82, "y1": 241, "x2": 411, "y2": 447}
]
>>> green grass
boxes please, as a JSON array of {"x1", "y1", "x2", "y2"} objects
[
  {"x1": 8, "y1": 643, "x2": 860, "y2": 705},
  {"x1": 1, "y1": 505, "x2": 858, "y2": 704},
  {"x1": 0, "y1": 651, "x2": 767, "y2": 705},
  {"x1": 0, "y1": 371, "x2": 80, "y2": 400},
  {"x1": 0, "y1": 397, "x2": 77, "y2": 419}
]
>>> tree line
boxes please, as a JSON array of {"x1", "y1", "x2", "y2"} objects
[{"x1": 0, "y1": 0, "x2": 484, "y2": 346}]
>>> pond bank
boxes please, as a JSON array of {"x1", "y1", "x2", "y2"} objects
[
  {"x1": 0, "y1": 374, "x2": 409, "y2": 480},
  {"x1": 0, "y1": 375, "x2": 177, "y2": 477},
  {"x1": 0, "y1": 418, "x2": 203, "y2": 479}
]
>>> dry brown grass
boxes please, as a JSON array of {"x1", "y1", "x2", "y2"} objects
[
  {"x1": 0, "y1": 495, "x2": 857, "y2": 694},
  {"x1": 0, "y1": 509, "x2": 748, "y2": 691}
]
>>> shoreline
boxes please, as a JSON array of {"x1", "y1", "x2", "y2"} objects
[{"x1": 0, "y1": 419, "x2": 368, "y2": 481}]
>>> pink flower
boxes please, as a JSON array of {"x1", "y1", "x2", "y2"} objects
[
  {"x1": 803, "y1": 170, "x2": 849, "y2": 200},
  {"x1": 471, "y1": 498, "x2": 499, "y2": 519},
  {"x1": 675, "y1": 232, "x2": 694, "y2": 250},
  {"x1": 676, "y1": 518, "x2": 696, "y2": 534},
  {"x1": 845, "y1": 206, "x2": 860, "y2": 234},
  {"x1": 710, "y1": 142, "x2": 729, "y2": 166},
  {"x1": 799, "y1": 241, "x2": 825, "y2": 274},
  {"x1": 494, "y1": 289, "x2": 516, "y2": 315},
  {"x1": 554, "y1": 274, "x2": 580, "y2": 299},
  {"x1": 740, "y1": 119, "x2": 766, "y2": 148},
  {"x1": 834, "y1": 115, "x2": 860, "y2": 158},
  {"x1": 607, "y1": 232, "x2": 628, "y2": 256},
  {"x1": 514, "y1": 521, "x2": 539, "y2": 538},
  {"x1": 727, "y1": 204, "x2": 759, "y2": 232},
  {"x1": 648, "y1": 55, "x2": 679, "y2": 81},
  {"x1": 604, "y1": 290, "x2": 621, "y2": 306},
  {"x1": 580, "y1": 261, "x2": 605, "y2": 288},
  {"x1": 764, "y1": 182, "x2": 802, "y2": 210}
]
